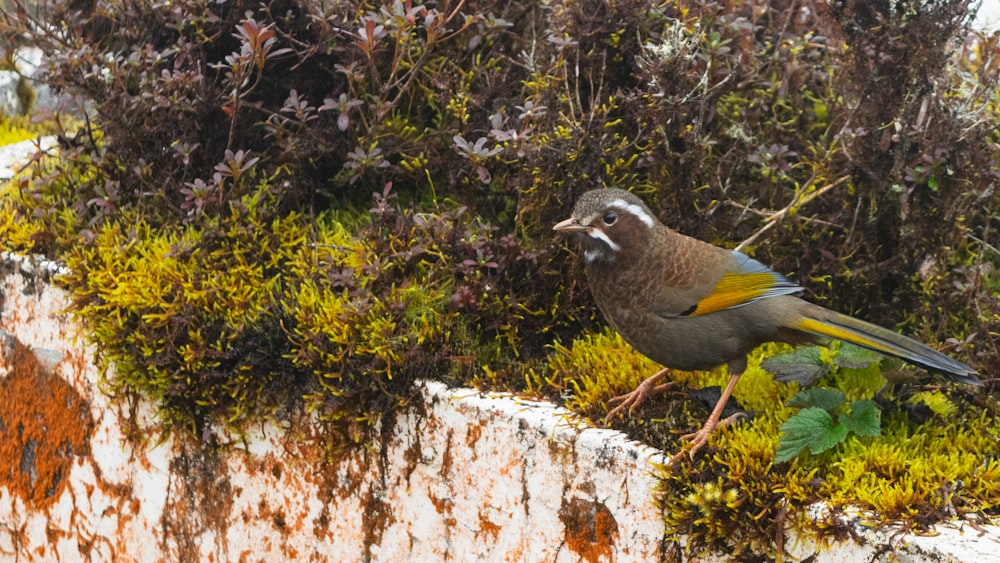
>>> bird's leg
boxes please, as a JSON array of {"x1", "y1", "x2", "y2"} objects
[
  {"x1": 605, "y1": 367, "x2": 674, "y2": 423},
  {"x1": 678, "y1": 371, "x2": 743, "y2": 460}
]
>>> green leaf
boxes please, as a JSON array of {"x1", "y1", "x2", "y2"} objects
[
  {"x1": 785, "y1": 388, "x2": 846, "y2": 411},
  {"x1": 776, "y1": 407, "x2": 838, "y2": 462},
  {"x1": 810, "y1": 421, "x2": 848, "y2": 455},
  {"x1": 840, "y1": 399, "x2": 881, "y2": 437},
  {"x1": 832, "y1": 343, "x2": 883, "y2": 369},
  {"x1": 762, "y1": 346, "x2": 829, "y2": 385}
]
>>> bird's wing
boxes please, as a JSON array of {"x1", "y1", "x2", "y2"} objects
[{"x1": 655, "y1": 250, "x2": 803, "y2": 318}]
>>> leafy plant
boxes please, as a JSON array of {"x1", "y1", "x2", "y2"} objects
[
  {"x1": 762, "y1": 343, "x2": 884, "y2": 386},
  {"x1": 762, "y1": 343, "x2": 885, "y2": 461},
  {"x1": 776, "y1": 388, "x2": 881, "y2": 462}
]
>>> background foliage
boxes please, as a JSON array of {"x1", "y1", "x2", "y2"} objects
[{"x1": 2, "y1": 0, "x2": 1000, "y2": 555}]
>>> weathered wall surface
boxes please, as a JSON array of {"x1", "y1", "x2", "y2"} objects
[
  {"x1": 2, "y1": 254, "x2": 999, "y2": 562},
  {"x1": 0, "y1": 255, "x2": 668, "y2": 562}
]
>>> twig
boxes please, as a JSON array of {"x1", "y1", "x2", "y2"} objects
[
  {"x1": 967, "y1": 233, "x2": 1000, "y2": 258},
  {"x1": 734, "y1": 175, "x2": 850, "y2": 252}
]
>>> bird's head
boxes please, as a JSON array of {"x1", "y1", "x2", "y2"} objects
[{"x1": 553, "y1": 188, "x2": 659, "y2": 263}]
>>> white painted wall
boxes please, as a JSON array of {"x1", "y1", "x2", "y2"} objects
[{"x1": 976, "y1": 0, "x2": 1000, "y2": 32}]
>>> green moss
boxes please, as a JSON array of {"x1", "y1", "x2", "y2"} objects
[
  {"x1": 0, "y1": 117, "x2": 37, "y2": 146},
  {"x1": 52, "y1": 185, "x2": 462, "y2": 441},
  {"x1": 287, "y1": 221, "x2": 455, "y2": 426},
  {"x1": 690, "y1": 380, "x2": 995, "y2": 555},
  {"x1": 0, "y1": 169, "x2": 82, "y2": 255},
  {"x1": 534, "y1": 328, "x2": 664, "y2": 418},
  {"x1": 909, "y1": 390, "x2": 959, "y2": 418},
  {"x1": 61, "y1": 193, "x2": 302, "y2": 434}
]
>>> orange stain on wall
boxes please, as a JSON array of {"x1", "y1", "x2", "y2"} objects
[{"x1": 0, "y1": 338, "x2": 92, "y2": 508}]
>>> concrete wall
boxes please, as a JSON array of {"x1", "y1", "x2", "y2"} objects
[{"x1": 1, "y1": 254, "x2": 998, "y2": 562}]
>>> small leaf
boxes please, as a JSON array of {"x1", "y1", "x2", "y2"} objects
[
  {"x1": 833, "y1": 343, "x2": 883, "y2": 369},
  {"x1": 776, "y1": 407, "x2": 836, "y2": 462},
  {"x1": 785, "y1": 388, "x2": 846, "y2": 412},
  {"x1": 763, "y1": 346, "x2": 829, "y2": 384},
  {"x1": 810, "y1": 421, "x2": 848, "y2": 455},
  {"x1": 840, "y1": 399, "x2": 881, "y2": 437}
]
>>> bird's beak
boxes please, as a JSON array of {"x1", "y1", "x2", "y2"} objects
[{"x1": 553, "y1": 217, "x2": 588, "y2": 233}]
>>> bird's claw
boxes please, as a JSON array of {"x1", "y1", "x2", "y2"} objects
[
  {"x1": 675, "y1": 412, "x2": 749, "y2": 461},
  {"x1": 604, "y1": 369, "x2": 673, "y2": 423}
]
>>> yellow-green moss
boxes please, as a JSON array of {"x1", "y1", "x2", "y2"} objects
[
  {"x1": 0, "y1": 116, "x2": 37, "y2": 146},
  {"x1": 46, "y1": 184, "x2": 463, "y2": 441},
  {"x1": 534, "y1": 329, "x2": 662, "y2": 417}
]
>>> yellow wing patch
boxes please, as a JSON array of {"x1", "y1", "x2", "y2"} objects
[{"x1": 688, "y1": 271, "x2": 783, "y2": 317}]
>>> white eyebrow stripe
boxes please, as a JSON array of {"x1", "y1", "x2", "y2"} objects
[
  {"x1": 586, "y1": 228, "x2": 620, "y2": 251},
  {"x1": 607, "y1": 199, "x2": 655, "y2": 228}
]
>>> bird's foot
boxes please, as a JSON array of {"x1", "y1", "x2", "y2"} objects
[
  {"x1": 674, "y1": 412, "x2": 749, "y2": 461},
  {"x1": 605, "y1": 368, "x2": 673, "y2": 423}
]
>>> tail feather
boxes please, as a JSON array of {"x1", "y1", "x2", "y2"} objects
[{"x1": 792, "y1": 308, "x2": 981, "y2": 386}]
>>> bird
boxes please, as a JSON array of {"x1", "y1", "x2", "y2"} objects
[{"x1": 553, "y1": 188, "x2": 981, "y2": 459}]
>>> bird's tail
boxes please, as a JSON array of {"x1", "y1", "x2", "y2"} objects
[{"x1": 791, "y1": 305, "x2": 981, "y2": 385}]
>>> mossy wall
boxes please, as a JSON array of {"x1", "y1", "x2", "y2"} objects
[
  {"x1": 0, "y1": 259, "x2": 669, "y2": 561},
  {"x1": 3, "y1": 255, "x2": 1000, "y2": 562}
]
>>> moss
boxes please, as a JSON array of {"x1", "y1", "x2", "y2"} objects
[
  {"x1": 59, "y1": 195, "x2": 304, "y2": 435},
  {"x1": 0, "y1": 117, "x2": 37, "y2": 146},
  {"x1": 46, "y1": 184, "x2": 453, "y2": 440},
  {"x1": 534, "y1": 328, "x2": 665, "y2": 418}
]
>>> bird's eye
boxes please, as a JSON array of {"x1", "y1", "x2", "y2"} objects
[{"x1": 602, "y1": 211, "x2": 618, "y2": 226}]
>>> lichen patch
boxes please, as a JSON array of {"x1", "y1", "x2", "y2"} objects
[{"x1": 0, "y1": 335, "x2": 92, "y2": 509}]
